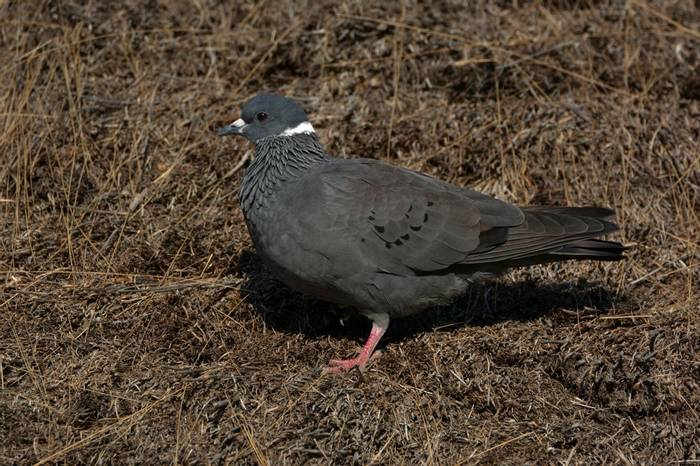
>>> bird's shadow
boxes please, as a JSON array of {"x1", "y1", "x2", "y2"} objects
[{"x1": 234, "y1": 250, "x2": 623, "y2": 345}]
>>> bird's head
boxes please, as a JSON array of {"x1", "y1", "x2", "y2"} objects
[{"x1": 218, "y1": 94, "x2": 314, "y2": 143}]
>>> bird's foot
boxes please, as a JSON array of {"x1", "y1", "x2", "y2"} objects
[
  {"x1": 322, "y1": 314, "x2": 388, "y2": 375},
  {"x1": 324, "y1": 357, "x2": 364, "y2": 374},
  {"x1": 323, "y1": 351, "x2": 382, "y2": 374}
]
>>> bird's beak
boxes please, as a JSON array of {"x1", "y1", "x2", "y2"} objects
[{"x1": 217, "y1": 118, "x2": 247, "y2": 136}]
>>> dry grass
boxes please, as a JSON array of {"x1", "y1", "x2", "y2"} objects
[{"x1": 1, "y1": 0, "x2": 699, "y2": 464}]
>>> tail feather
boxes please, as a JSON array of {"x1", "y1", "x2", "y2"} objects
[
  {"x1": 523, "y1": 206, "x2": 617, "y2": 223},
  {"x1": 548, "y1": 238, "x2": 626, "y2": 261},
  {"x1": 464, "y1": 206, "x2": 626, "y2": 266}
]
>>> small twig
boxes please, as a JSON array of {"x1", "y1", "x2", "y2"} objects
[
  {"x1": 628, "y1": 255, "x2": 694, "y2": 286},
  {"x1": 629, "y1": 0, "x2": 700, "y2": 40},
  {"x1": 628, "y1": 264, "x2": 665, "y2": 286},
  {"x1": 34, "y1": 387, "x2": 185, "y2": 465},
  {"x1": 598, "y1": 315, "x2": 654, "y2": 320},
  {"x1": 110, "y1": 279, "x2": 241, "y2": 294},
  {"x1": 385, "y1": 4, "x2": 405, "y2": 160},
  {"x1": 495, "y1": 41, "x2": 577, "y2": 70},
  {"x1": 230, "y1": 22, "x2": 300, "y2": 98},
  {"x1": 468, "y1": 432, "x2": 534, "y2": 461},
  {"x1": 222, "y1": 150, "x2": 252, "y2": 180}
]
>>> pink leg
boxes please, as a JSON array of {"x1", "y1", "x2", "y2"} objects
[{"x1": 324, "y1": 314, "x2": 389, "y2": 374}]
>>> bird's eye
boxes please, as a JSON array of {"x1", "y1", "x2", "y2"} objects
[{"x1": 256, "y1": 112, "x2": 268, "y2": 122}]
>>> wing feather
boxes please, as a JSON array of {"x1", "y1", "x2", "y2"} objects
[{"x1": 305, "y1": 159, "x2": 523, "y2": 273}]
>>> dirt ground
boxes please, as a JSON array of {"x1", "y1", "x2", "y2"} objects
[{"x1": 1, "y1": 0, "x2": 699, "y2": 464}]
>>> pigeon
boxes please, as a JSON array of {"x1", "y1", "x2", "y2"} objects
[{"x1": 218, "y1": 94, "x2": 625, "y2": 373}]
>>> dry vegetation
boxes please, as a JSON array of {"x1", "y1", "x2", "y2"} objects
[{"x1": 1, "y1": 0, "x2": 699, "y2": 464}]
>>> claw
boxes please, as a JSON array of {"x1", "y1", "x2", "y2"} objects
[
  {"x1": 322, "y1": 317, "x2": 388, "y2": 375},
  {"x1": 323, "y1": 357, "x2": 365, "y2": 374},
  {"x1": 323, "y1": 350, "x2": 383, "y2": 374}
]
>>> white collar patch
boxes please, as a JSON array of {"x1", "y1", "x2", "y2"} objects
[{"x1": 281, "y1": 121, "x2": 315, "y2": 136}]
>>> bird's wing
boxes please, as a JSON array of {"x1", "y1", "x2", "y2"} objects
[{"x1": 299, "y1": 159, "x2": 524, "y2": 273}]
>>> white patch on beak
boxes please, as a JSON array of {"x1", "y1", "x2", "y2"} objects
[
  {"x1": 281, "y1": 121, "x2": 315, "y2": 136},
  {"x1": 231, "y1": 118, "x2": 246, "y2": 128}
]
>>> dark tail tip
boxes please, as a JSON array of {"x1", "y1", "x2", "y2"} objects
[{"x1": 550, "y1": 239, "x2": 627, "y2": 261}]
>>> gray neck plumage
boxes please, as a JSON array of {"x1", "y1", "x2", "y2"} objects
[{"x1": 240, "y1": 133, "x2": 328, "y2": 213}]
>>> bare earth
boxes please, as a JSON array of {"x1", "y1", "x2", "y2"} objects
[{"x1": 1, "y1": 1, "x2": 699, "y2": 464}]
